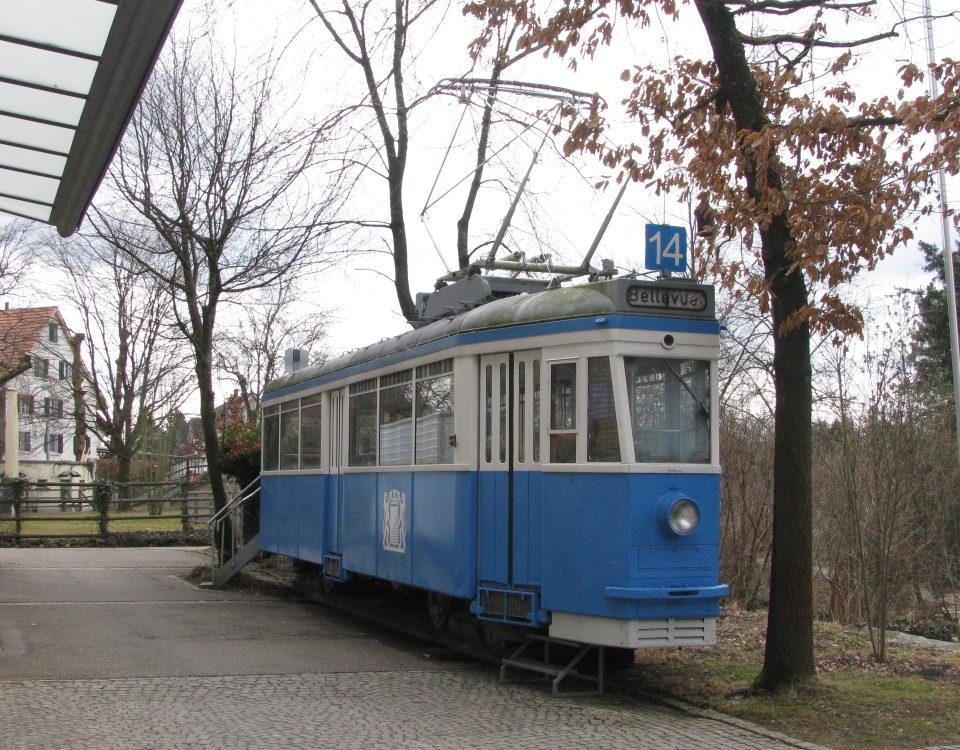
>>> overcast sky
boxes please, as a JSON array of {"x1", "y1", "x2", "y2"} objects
[
  {"x1": 172, "y1": 0, "x2": 958, "y2": 361},
  {"x1": 8, "y1": 0, "x2": 958, "y2": 412}
]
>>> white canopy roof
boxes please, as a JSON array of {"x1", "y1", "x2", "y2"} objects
[{"x1": 0, "y1": 0, "x2": 182, "y2": 236}]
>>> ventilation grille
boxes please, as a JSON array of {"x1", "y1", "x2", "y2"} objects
[
  {"x1": 323, "y1": 554, "x2": 343, "y2": 581},
  {"x1": 478, "y1": 587, "x2": 537, "y2": 624},
  {"x1": 633, "y1": 617, "x2": 715, "y2": 647}
]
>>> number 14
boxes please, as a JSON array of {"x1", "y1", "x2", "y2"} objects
[{"x1": 648, "y1": 230, "x2": 684, "y2": 268}]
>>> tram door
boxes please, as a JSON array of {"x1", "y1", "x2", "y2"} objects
[
  {"x1": 326, "y1": 389, "x2": 345, "y2": 556},
  {"x1": 478, "y1": 350, "x2": 542, "y2": 588}
]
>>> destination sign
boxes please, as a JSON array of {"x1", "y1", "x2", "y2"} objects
[{"x1": 626, "y1": 285, "x2": 709, "y2": 312}]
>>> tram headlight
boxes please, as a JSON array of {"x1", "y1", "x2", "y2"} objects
[
  {"x1": 657, "y1": 494, "x2": 701, "y2": 536},
  {"x1": 669, "y1": 499, "x2": 700, "y2": 535}
]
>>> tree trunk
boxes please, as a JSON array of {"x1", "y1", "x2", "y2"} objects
[
  {"x1": 115, "y1": 449, "x2": 132, "y2": 501},
  {"x1": 457, "y1": 63, "x2": 504, "y2": 269},
  {"x1": 759, "y1": 248, "x2": 815, "y2": 688},
  {"x1": 696, "y1": 0, "x2": 816, "y2": 690},
  {"x1": 196, "y1": 355, "x2": 228, "y2": 514},
  {"x1": 389, "y1": 175, "x2": 417, "y2": 321},
  {"x1": 68, "y1": 333, "x2": 87, "y2": 462}
]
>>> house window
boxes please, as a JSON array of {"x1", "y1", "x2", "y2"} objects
[
  {"x1": 59, "y1": 361, "x2": 72, "y2": 381},
  {"x1": 19, "y1": 431, "x2": 30, "y2": 452},
  {"x1": 18, "y1": 395, "x2": 33, "y2": 415},
  {"x1": 42, "y1": 398, "x2": 64, "y2": 417},
  {"x1": 48, "y1": 323, "x2": 59, "y2": 343},
  {"x1": 47, "y1": 433, "x2": 64, "y2": 454},
  {"x1": 35, "y1": 358, "x2": 49, "y2": 378}
]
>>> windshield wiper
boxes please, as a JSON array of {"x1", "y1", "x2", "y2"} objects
[{"x1": 664, "y1": 362, "x2": 710, "y2": 417}]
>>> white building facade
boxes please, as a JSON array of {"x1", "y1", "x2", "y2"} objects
[{"x1": 0, "y1": 307, "x2": 101, "y2": 483}]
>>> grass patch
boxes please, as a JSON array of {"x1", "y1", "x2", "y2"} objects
[
  {"x1": 611, "y1": 606, "x2": 960, "y2": 750},
  {"x1": 1, "y1": 506, "x2": 191, "y2": 537},
  {"x1": 0, "y1": 528, "x2": 210, "y2": 547},
  {"x1": 15, "y1": 515, "x2": 184, "y2": 534}
]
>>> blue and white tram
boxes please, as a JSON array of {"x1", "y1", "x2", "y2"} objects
[{"x1": 259, "y1": 277, "x2": 728, "y2": 649}]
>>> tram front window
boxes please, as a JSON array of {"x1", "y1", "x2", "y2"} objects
[{"x1": 624, "y1": 357, "x2": 710, "y2": 463}]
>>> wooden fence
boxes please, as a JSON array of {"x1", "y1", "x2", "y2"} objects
[{"x1": 0, "y1": 478, "x2": 215, "y2": 542}]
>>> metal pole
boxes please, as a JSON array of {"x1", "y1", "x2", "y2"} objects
[
  {"x1": 580, "y1": 180, "x2": 629, "y2": 273},
  {"x1": 485, "y1": 108, "x2": 561, "y2": 266},
  {"x1": 924, "y1": 0, "x2": 960, "y2": 468}
]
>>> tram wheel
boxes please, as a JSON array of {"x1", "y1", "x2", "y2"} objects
[{"x1": 427, "y1": 592, "x2": 454, "y2": 629}]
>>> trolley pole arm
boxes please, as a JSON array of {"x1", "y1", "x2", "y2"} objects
[{"x1": 484, "y1": 108, "x2": 561, "y2": 267}]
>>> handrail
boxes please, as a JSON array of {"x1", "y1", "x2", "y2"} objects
[{"x1": 207, "y1": 477, "x2": 261, "y2": 572}]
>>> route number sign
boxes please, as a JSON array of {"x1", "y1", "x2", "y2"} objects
[{"x1": 645, "y1": 224, "x2": 687, "y2": 273}]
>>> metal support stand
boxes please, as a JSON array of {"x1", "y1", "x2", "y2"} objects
[{"x1": 500, "y1": 634, "x2": 604, "y2": 696}]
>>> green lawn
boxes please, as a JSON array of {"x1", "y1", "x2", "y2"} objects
[
  {"x1": 1, "y1": 508, "x2": 189, "y2": 536},
  {"x1": 613, "y1": 606, "x2": 960, "y2": 750}
]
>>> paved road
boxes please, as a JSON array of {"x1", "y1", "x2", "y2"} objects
[{"x1": 0, "y1": 547, "x2": 825, "y2": 750}]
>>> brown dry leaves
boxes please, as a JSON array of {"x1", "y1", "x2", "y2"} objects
[{"x1": 465, "y1": 0, "x2": 960, "y2": 339}]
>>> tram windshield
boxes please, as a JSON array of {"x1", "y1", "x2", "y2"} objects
[{"x1": 624, "y1": 357, "x2": 710, "y2": 463}]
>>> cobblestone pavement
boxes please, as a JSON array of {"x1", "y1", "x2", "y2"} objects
[
  {"x1": 0, "y1": 669, "x2": 822, "y2": 750},
  {"x1": 0, "y1": 548, "x2": 827, "y2": 750}
]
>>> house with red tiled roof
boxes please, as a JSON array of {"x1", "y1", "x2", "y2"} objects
[{"x1": 0, "y1": 306, "x2": 100, "y2": 482}]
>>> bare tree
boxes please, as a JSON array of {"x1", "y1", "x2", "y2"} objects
[
  {"x1": 217, "y1": 284, "x2": 331, "y2": 422},
  {"x1": 45, "y1": 234, "x2": 192, "y2": 487},
  {"x1": 307, "y1": 1, "x2": 551, "y2": 319},
  {"x1": 0, "y1": 219, "x2": 36, "y2": 297},
  {"x1": 307, "y1": 0, "x2": 440, "y2": 320},
  {"x1": 92, "y1": 36, "x2": 341, "y2": 513},
  {"x1": 816, "y1": 307, "x2": 959, "y2": 661},
  {"x1": 0, "y1": 220, "x2": 40, "y2": 386}
]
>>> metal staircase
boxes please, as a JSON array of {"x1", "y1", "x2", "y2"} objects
[
  {"x1": 500, "y1": 634, "x2": 606, "y2": 696},
  {"x1": 208, "y1": 478, "x2": 261, "y2": 587}
]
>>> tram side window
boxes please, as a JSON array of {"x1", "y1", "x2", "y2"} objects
[
  {"x1": 484, "y1": 365, "x2": 493, "y2": 463},
  {"x1": 532, "y1": 359, "x2": 541, "y2": 463},
  {"x1": 300, "y1": 394, "x2": 323, "y2": 469},
  {"x1": 263, "y1": 404, "x2": 280, "y2": 471},
  {"x1": 415, "y1": 369, "x2": 454, "y2": 464},
  {"x1": 499, "y1": 363, "x2": 507, "y2": 463},
  {"x1": 624, "y1": 357, "x2": 710, "y2": 463},
  {"x1": 349, "y1": 379, "x2": 377, "y2": 467},
  {"x1": 587, "y1": 356, "x2": 621, "y2": 462},
  {"x1": 549, "y1": 362, "x2": 577, "y2": 463},
  {"x1": 379, "y1": 370, "x2": 413, "y2": 466},
  {"x1": 518, "y1": 362, "x2": 526, "y2": 463},
  {"x1": 279, "y1": 400, "x2": 300, "y2": 470}
]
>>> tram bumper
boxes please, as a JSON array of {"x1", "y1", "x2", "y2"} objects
[{"x1": 604, "y1": 583, "x2": 729, "y2": 600}]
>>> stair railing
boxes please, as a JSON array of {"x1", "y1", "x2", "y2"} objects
[{"x1": 208, "y1": 477, "x2": 260, "y2": 572}]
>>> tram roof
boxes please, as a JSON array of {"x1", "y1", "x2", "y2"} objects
[{"x1": 264, "y1": 278, "x2": 716, "y2": 399}]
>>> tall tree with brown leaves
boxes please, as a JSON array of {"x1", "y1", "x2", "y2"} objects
[{"x1": 465, "y1": 0, "x2": 960, "y2": 691}]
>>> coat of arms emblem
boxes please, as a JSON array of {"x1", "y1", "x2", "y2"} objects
[{"x1": 382, "y1": 489, "x2": 406, "y2": 553}]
